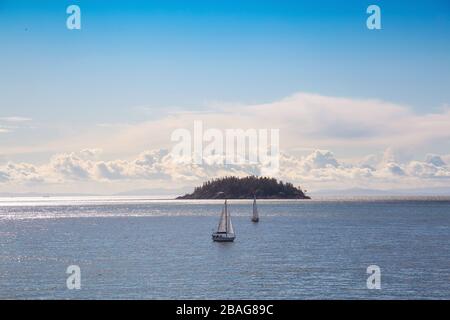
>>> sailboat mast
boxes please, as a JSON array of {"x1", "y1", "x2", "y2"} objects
[
  {"x1": 225, "y1": 200, "x2": 228, "y2": 233},
  {"x1": 252, "y1": 195, "x2": 259, "y2": 222}
]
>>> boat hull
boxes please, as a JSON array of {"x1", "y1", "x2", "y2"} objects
[
  {"x1": 251, "y1": 218, "x2": 259, "y2": 223},
  {"x1": 212, "y1": 233, "x2": 235, "y2": 242}
]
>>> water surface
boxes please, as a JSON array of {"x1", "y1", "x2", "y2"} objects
[{"x1": 0, "y1": 196, "x2": 449, "y2": 299}]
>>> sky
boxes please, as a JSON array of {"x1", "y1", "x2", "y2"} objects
[{"x1": 0, "y1": 0, "x2": 450, "y2": 195}]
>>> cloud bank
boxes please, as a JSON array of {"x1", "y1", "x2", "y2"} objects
[
  {"x1": 1, "y1": 148, "x2": 449, "y2": 193},
  {"x1": 79, "y1": 92, "x2": 450, "y2": 157},
  {"x1": 1, "y1": 92, "x2": 450, "y2": 193}
]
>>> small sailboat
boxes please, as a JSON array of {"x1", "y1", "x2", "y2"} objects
[
  {"x1": 251, "y1": 196, "x2": 259, "y2": 223},
  {"x1": 212, "y1": 200, "x2": 235, "y2": 242}
]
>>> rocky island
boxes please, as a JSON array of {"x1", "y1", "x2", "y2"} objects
[{"x1": 177, "y1": 176, "x2": 310, "y2": 199}]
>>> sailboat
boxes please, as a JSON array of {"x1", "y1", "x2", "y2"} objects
[
  {"x1": 212, "y1": 200, "x2": 235, "y2": 242},
  {"x1": 251, "y1": 196, "x2": 259, "y2": 223}
]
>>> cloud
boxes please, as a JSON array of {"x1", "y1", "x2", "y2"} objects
[
  {"x1": 1, "y1": 148, "x2": 450, "y2": 193},
  {"x1": 0, "y1": 116, "x2": 32, "y2": 134},
  {"x1": 0, "y1": 171, "x2": 9, "y2": 182},
  {"x1": 0, "y1": 116, "x2": 32, "y2": 122},
  {"x1": 0, "y1": 162, "x2": 44, "y2": 184},
  {"x1": 301, "y1": 150, "x2": 339, "y2": 169},
  {"x1": 2, "y1": 92, "x2": 450, "y2": 160},
  {"x1": 382, "y1": 162, "x2": 406, "y2": 176},
  {"x1": 1, "y1": 92, "x2": 450, "y2": 193},
  {"x1": 48, "y1": 152, "x2": 92, "y2": 181},
  {"x1": 94, "y1": 149, "x2": 172, "y2": 181},
  {"x1": 79, "y1": 148, "x2": 103, "y2": 159},
  {"x1": 425, "y1": 154, "x2": 446, "y2": 167},
  {"x1": 66, "y1": 92, "x2": 450, "y2": 158}
]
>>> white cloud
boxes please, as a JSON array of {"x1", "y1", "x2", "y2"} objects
[
  {"x1": 0, "y1": 116, "x2": 32, "y2": 134},
  {"x1": 79, "y1": 148, "x2": 103, "y2": 159},
  {"x1": 2, "y1": 92, "x2": 450, "y2": 161},
  {"x1": 0, "y1": 116, "x2": 32, "y2": 122},
  {"x1": 1, "y1": 92, "x2": 450, "y2": 193},
  {"x1": 0, "y1": 162, "x2": 44, "y2": 184},
  {"x1": 1, "y1": 148, "x2": 449, "y2": 193},
  {"x1": 48, "y1": 152, "x2": 92, "y2": 181},
  {"x1": 425, "y1": 154, "x2": 446, "y2": 167}
]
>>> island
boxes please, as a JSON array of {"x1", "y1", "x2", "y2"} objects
[{"x1": 176, "y1": 176, "x2": 310, "y2": 199}]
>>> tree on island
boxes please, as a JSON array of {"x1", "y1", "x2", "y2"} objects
[{"x1": 177, "y1": 176, "x2": 310, "y2": 199}]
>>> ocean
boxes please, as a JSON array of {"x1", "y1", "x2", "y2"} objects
[{"x1": 0, "y1": 196, "x2": 449, "y2": 299}]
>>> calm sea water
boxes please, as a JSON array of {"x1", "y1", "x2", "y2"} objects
[{"x1": 0, "y1": 196, "x2": 449, "y2": 299}]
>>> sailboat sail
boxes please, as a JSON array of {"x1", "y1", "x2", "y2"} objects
[
  {"x1": 227, "y1": 213, "x2": 234, "y2": 234},
  {"x1": 217, "y1": 200, "x2": 233, "y2": 233},
  {"x1": 217, "y1": 208, "x2": 227, "y2": 233},
  {"x1": 212, "y1": 199, "x2": 235, "y2": 241},
  {"x1": 252, "y1": 197, "x2": 259, "y2": 221}
]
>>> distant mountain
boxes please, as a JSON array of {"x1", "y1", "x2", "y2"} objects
[
  {"x1": 114, "y1": 187, "x2": 191, "y2": 197},
  {"x1": 313, "y1": 187, "x2": 450, "y2": 197},
  {"x1": 3, "y1": 186, "x2": 447, "y2": 199},
  {"x1": 0, "y1": 192, "x2": 98, "y2": 197},
  {"x1": 0, "y1": 188, "x2": 189, "y2": 198},
  {"x1": 177, "y1": 176, "x2": 310, "y2": 199}
]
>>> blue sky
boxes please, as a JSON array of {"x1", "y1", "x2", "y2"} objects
[
  {"x1": 1, "y1": 0, "x2": 449, "y2": 122},
  {"x1": 0, "y1": 0, "x2": 449, "y2": 193}
]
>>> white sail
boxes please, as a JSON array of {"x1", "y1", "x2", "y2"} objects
[
  {"x1": 224, "y1": 200, "x2": 234, "y2": 234},
  {"x1": 227, "y1": 217, "x2": 234, "y2": 234},
  {"x1": 217, "y1": 207, "x2": 227, "y2": 233},
  {"x1": 252, "y1": 198, "x2": 258, "y2": 220},
  {"x1": 226, "y1": 200, "x2": 235, "y2": 234},
  {"x1": 212, "y1": 199, "x2": 235, "y2": 241},
  {"x1": 217, "y1": 200, "x2": 234, "y2": 234}
]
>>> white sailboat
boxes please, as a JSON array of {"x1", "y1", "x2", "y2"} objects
[
  {"x1": 212, "y1": 200, "x2": 235, "y2": 242},
  {"x1": 251, "y1": 196, "x2": 259, "y2": 222}
]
